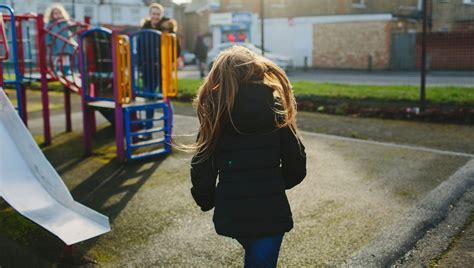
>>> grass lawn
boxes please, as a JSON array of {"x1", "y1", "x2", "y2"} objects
[
  {"x1": 178, "y1": 79, "x2": 474, "y2": 106},
  {"x1": 20, "y1": 79, "x2": 474, "y2": 106}
]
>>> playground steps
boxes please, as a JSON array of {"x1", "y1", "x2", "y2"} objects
[
  {"x1": 87, "y1": 98, "x2": 164, "y2": 109},
  {"x1": 131, "y1": 126, "x2": 166, "y2": 136},
  {"x1": 131, "y1": 137, "x2": 166, "y2": 149},
  {"x1": 87, "y1": 98, "x2": 167, "y2": 126},
  {"x1": 130, "y1": 148, "x2": 169, "y2": 160},
  {"x1": 123, "y1": 102, "x2": 171, "y2": 160}
]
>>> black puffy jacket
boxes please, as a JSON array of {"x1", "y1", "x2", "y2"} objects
[{"x1": 190, "y1": 83, "x2": 307, "y2": 238}]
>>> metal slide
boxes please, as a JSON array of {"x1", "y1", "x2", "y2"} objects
[{"x1": 0, "y1": 89, "x2": 110, "y2": 245}]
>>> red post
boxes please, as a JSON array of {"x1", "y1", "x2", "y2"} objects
[
  {"x1": 79, "y1": 33, "x2": 92, "y2": 156},
  {"x1": 91, "y1": 109, "x2": 97, "y2": 134},
  {"x1": 36, "y1": 14, "x2": 51, "y2": 145},
  {"x1": 0, "y1": 62, "x2": 4, "y2": 87},
  {"x1": 15, "y1": 20, "x2": 25, "y2": 75},
  {"x1": 62, "y1": 244, "x2": 74, "y2": 262}
]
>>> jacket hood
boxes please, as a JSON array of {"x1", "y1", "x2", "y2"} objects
[{"x1": 224, "y1": 83, "x2": 277, "y2": 134}]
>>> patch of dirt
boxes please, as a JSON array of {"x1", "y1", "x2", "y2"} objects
[{"x1": 296, "y1": 96, "x2": 474, "y2": 125}]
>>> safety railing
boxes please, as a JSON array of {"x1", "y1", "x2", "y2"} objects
[
  {"x1": 0, "y1": 5, "x2": 22, "y2": 120},
  {"x1": 79, "y1": 27, "x2": 114, "y2": 101},
  {"x1": 130, "y1": 29, "x2": 163, "y2": 99}
]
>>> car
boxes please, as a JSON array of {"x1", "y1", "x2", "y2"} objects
[
  {"x1": 182, "y1": 50, "x2": 196, "y2": 65},
  {"x1": 206, "y1": 42, "x2": 294, "y2": 72}
]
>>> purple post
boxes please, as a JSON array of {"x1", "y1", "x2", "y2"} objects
[
  {"x1": 79, "y1": 34, "x2": 92, "y2": 155},
  {"x1": 166, "y1": 99, "x2": 174, "y2": 136},
  {"x1": 91, "y1": 109, "x2": 97, "y2": 134},
  {"x1": 36, "y1": 14, "x2": 51, "y2": 145},
  {"x1": 20, "y1": 84, "x2": 27, "y2": 126},
  {"x1": 64, "y1": 85, "x2": 72, "y2": 132},
  {"x1": 112, "y1": 32, "x2": 125, "y2": 162}
]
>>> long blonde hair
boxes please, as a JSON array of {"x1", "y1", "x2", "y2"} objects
[
  {"x1": 44, "y1": 4, "x2": 70, "y2": 23},
  {"x1": 185, "y1": 46, "x2": 299, "y2": 161}
]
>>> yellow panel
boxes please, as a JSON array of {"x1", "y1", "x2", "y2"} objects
[
  {"x1": 114, "y1": 34, "x2": 132, "y2": 104},
  {"x1": 160, "y1": 33, "x2": 178, "y2": 98}
]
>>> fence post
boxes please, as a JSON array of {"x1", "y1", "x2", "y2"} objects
[{"x1": 420, "y1": 0, "x2": 427, "y2": 113}]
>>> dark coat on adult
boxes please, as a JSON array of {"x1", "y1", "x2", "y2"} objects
[
  {"x1": 142, "y1": 17, "x2": 170, "y2": 32},
  {"x1": 142, "y1": 17, "x2": 181, "y2": 57},
  {"x1": 194, "y1": 36, "x2": 208, "y2": 61},
  {"x1": 190, "y1": 83, "x2": 307, "y2": 238},
  {"x1": 139, "y1": 17, "x2": 180, "y2": 92}
]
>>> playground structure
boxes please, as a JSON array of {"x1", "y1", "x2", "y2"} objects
[
  {"x1": 0, "y1": 5, "x2": 110, "y2": 246},
  {"x1": 0, "y1": 2, "x2": 178, "y2": 248},
  {"x1": 0, "y1": 5, "x2": 178, "y2": 162},
  {"x1": 0, "y1": 8, "x2": 91, "y2": 145},
  {"x1": 80, "y1": 28, "x2": 178, "y2": 161}
]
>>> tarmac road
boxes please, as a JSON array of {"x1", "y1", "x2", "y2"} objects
[{"x1": 179, "y1": 65, "x2": 474, "y2": 86}]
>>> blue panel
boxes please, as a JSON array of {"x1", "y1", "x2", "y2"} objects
[
  {"x1": 123, "y1": 101, "x2": 172, "y2": 161},
  {"x1": 79, "y1": 27, "x2": 114, "y2": 102},
  {"x1": 130, "y1": 30, "x2": 162, "y2": 99}
]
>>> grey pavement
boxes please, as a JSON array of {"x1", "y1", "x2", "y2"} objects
[
  {"x1": 2, "y1": 91, "x2": 474, "y2": 266},
  {"x1": 395, "y1": 186, "x2": 474, "y2": 266},
  {"x1": 179, "y1": 64, "x2": 474, "y2": 86},
  {"x1": 26, "y1": 112, "x2": 474, "y2": 266},
  {"x1": 348, "y1": 159, "x2": 474, "y2": 266}
]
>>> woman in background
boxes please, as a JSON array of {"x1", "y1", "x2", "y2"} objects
[{"x1": 44, "y1": 4, "x2": 74, "y2": 75}]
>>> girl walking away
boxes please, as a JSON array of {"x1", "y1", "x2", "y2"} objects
[{"x1": 188, "y1": 46, "x2": 307, "y2": 267}]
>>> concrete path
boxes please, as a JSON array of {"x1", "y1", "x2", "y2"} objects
[
  {"x1": 1, "y1": 90, "x2": 473, "y2": 266},
  {"x1": 27, "y1": 113, "x2": 472, "y2": 266},
  {"x1": 395, "y1": 186, "x2": 474, "y2": 267}
]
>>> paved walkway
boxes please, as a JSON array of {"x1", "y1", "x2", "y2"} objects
[
  {"x1": 438, "y1": 215, "x2": 474, "y2": 267},
  {"x1": 1, "y1": 90, "x2": 473, "y2": 266},
  {"x1": 13, "y1": 113, "x2": 474, "y2": 266}
]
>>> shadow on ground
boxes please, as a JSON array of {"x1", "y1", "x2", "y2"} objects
[{"x1": 0, "y1": 126, "x2": 167, "y2": 267}]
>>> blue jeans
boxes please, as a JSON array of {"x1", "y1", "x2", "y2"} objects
[{"x1": 236, "y1": 234, "x2": 284, "y2": 268}]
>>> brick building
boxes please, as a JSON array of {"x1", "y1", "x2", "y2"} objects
[{"x1": 186, "y1": 0, "x2": 474, "y2": 70}]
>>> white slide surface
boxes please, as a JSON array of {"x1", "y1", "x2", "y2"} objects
[{"x1": 0, "y1": 89, "x2": 110, "y2": 245}]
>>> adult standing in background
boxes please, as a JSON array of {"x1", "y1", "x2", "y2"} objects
[
  {"x1": 194, "y1": 35, "x2": 208, "y2": 79},
  {"x1": 139, "y1": 3, "x2": 181, "y2": 134},
  {"x1": 140, "y1": 3, "x2": 180, "y2": 92},
  {"x1": 142, "y1": 3, "x2": 171, "y2": 32},
  {"x1": 141, "y1": 3, "x2": 181, "y2": 56}
]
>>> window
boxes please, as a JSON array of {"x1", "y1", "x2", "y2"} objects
[
  {"x1": 227, "y1": 0, "x2": 242, "y2": 9},
  {"x1": 131, "y1": 7, "x2": 141, "y2": 22},
  {"x1": 271, "y1": 0, "x2": 286, "y2": 8},
  {"x1": 399, "y1": 0, "x2": 423, "y2": 11},
  {"x1": 112, "y1": 6, "x2": 122, "y2": 23},
  {"x1": 352, "y1": 0, "x2": 366, "y2": 8},
  {"x1": 463, "y1": 0, "x2": 474, "y2": 5}
]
